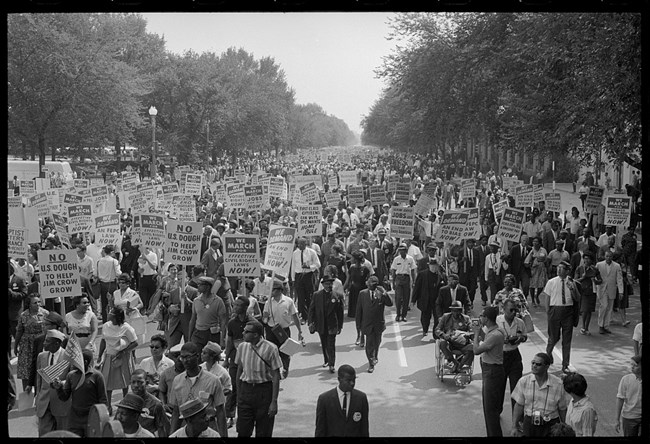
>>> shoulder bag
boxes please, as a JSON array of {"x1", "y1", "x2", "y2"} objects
[{"x1": 269, "y1": 300, "x2": 289, "y2": 345}]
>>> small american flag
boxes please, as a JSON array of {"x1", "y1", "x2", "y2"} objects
[
  {"x1": 37, "y1": 359, "x2": 69, "y2": 385},
  {"x1": 65, "y1": 332, "x2": 85, "y2": 390}
]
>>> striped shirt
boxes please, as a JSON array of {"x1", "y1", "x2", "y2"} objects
[
  {"x1": 234, "y1": 338, "x2": 282, "y2": 383},
  {"x1": 168, "y1": 368, "x2": 226, "y2": 411},
  {"x1": 511, "y1": 373, "x2": 569, "y2": 419}
]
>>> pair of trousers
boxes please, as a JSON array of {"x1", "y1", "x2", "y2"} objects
[
  {"x1": 138, "y1": 274, "x2": 158, "y2": 312},
  {"x1": 546, "y1": 306, "x2": 574, "y2": 368},
  {"x1": 515, "y1": 273, "x2": 530, "y2": 297},
  {"x1": 190, "y1": 328, "x2": 221, "y2": 355},
  {"x1": 461, "y1": 276, "x2": 478, "y2": 303},
  {"x1": 364, "y1": 328, "x2": 383, "y2": 364},
  {"x1": 237, "y1": 381, "x2": 275, "y2": 437},
  {"x1": 621, "y1": 417, "x2": 642, "y2": 436},
  {"x1": 394, "y1": 275, "x2": 411, "y2": 318},
  {"x1": 264, "y1": 324, "x2": 291, "y2": 372},
  {"x1": 480, "y1": 361, "x2": 506, "y2": 437},
  {"x1": 99, "y1": 281, "x2": 117, "y2": 322},
  {"x1": 38, "y1": 410, "x2": 68, "y2": 436},
  {"x1": 439, "y1": 340, "x2": 474, "y2": 367},
  {"x1": 597, "y1": 295, "x2": 615, "y2": 328},
  {"x1": 420, "y1": 301, "x2": 437, "y2": 335},
  {"x1": 487, "y1": 274, "x2": 503, "y2": 303},
  {"x1": 502, "y1": 348, "x2": 523, "y2": 412},
  {"x1": 318, "y1": 332, "x2": 337, "y2": 366},
  {"x1": 226, "y1": 364, "x2": 238, "y2": 419},
  {"x1": 522, "y1": 415, "x2": 560, "y2": 437},
  {"x1": 479, "y1": 274, "x2": 488, "y2": 302},
  {"x1": 293, "y1": 272, "x2": 314, "y2": 320}
]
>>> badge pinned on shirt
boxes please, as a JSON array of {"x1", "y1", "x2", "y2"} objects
[
  {"x1": 331, "y1": 298, "x2": 336, "y2": 304},
  {"x1": 353, "y1": 411, "x2": 362, "y2": 422}
]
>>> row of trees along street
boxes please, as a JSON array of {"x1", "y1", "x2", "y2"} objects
[
  {"x1": 8, "y1": 13, "x2": 356, "y2": 174},
  {"x1": 362, "y1": 13, "x2": 641, "y2": 175}
]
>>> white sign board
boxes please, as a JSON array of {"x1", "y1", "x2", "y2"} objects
[
  {"x1": 223, "y1": 234, "x2": 260, "y2": 277},
  {"x1": 389, "y1": 206, "x2": 416, "y2": 239},
  {"x1": 8, "y1": 227, "x2": 29, "y2": 259},
  {"x1": 263, "y1": 225, "x2": 297, "y2": 277},
  {"x1": 297, "y1": 205, "x2": 323, "y2": 237},
  {"x1": 603, "y1": 196, "x2": 632, "y2": 227},
  {"x1": 37, "y1": 249, "x2": 81, "y2": 299},
  {"x1": 497, "y1": 207, "x2": 526, "y2": 243},
  {"x1": 438, "y1": 210, "x2": 469, "y2": 244},
  {"x1": 165, "y1": 220, "x2": 202, "y2": 265}
]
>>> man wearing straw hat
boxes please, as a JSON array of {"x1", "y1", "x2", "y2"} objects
[
  {"x1": 114, "y1": 392, "x2": 155, "y2": 437},
  {"x1": 35, "y1": 329, "x2": 70, "y2": 436},
  {"x1": 169, "y1": 398, "x2": 220, "y2": 437}
]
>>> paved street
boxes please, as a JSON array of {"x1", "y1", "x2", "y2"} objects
[{"x1": 8, "y1": 182, "x2": 643, "y2": 437}]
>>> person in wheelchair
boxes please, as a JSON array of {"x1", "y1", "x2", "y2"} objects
[{"x1": 435, "y1": 301, "x2": 474, "y2": 373}]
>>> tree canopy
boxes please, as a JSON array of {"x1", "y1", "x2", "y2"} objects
[{"x1": 362, "y1": 12, "x2": 641, "y2": 169}]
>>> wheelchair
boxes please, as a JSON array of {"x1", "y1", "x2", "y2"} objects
[{"x1": 434, "y1": 334, "x2": 474, "y2": 387}]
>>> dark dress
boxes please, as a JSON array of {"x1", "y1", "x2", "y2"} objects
[
  {"x1": 347, "y1": 264, "x2": 369, "y2": 318},
  {"x1": 327, "y1": 255, "x2": 347, "y2": 284}
]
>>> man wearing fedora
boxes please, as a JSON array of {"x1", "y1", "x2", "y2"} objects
[
  {"x1": 315, "y1": 364, "x2": 369, "y2": 437},
  {"x1": 411, "y1": 256, "x2": 446, "y2": 338},
  {"x1": 114, "y1": 392, "x2": 155, "y2": 437},
  {"x1": 169, "y1": 398, "x2": 220, "y2": 437},
  {"x1": 35, "y1": 329, "x2": 70, "y2": 436},
  {"x1": 308, "y1": 275, "x2": 345, "y2": 373},
  {"x1": 434, "y1": 301, "x2": 474, "y2": 373}
]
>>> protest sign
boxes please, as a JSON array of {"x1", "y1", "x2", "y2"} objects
[
  {"x1": 389, "y1": 206, "x2": 415, "y2": 240},
  {"x1": 295, "y1": 174, "x2": 323, "y2": 190},
  {"x1": 346, "y1": 185, "x2": 365, "y2": 208},
  {"x1": 502, "y1": 176, "x2": 515, "y2": 192},
  {"x1": 170, "y1": 194, "x2": 196, "y2": 222},
  {"x1": 394, "y1": 182, "x2": 411, "y2": 205},
  {"x1": 263, "y1": 225, "x2": 297, "y2": 277},
  {"x1": 223, "y1": 234, "x2": 260, "y2": 277},
  {"x1": 127, "y1": 191, "x2": 149, "y2": 214},
  {"x1": 73, "y1": 179, "x2": 90, "y2": 189},
  {"x1": 324, "y1": 191, "x2": 341, "y2": 209},
  {"x1": 44, "y1": 189, "x2": 60, "y2": 214},
  {"x1": 327, "y1": 173, "x2": 338, "y2": 190},
  {"x1": 8, "y1": 227, "x2": 29, "y2": 259},
  {"x1": 28, "y1": 192, "x2": 50, "y2": 218},
  {"x1": 140, "y1": 213, "x2": 166, "y2": 249},
  {"x1": 463, "y1": 207, "x2": 481, "y2": 240},
  {"x1": 164, "y1": 220, "x2": 202, "y2": 265},
  {"x1": 533, "y1": 184, "x2": 544, "y2": 205},
  {"x1": 387, "y1": 174, "x2": 400, "y2": 193},
  {"x1": 234, "y1": 168, "x2": 247, "y2": 183},
  {"x1": 438, "y1": 210, "x2": 469, "y2": 244},
  {"x1": 9, "y1": 207, "x2": 40, "y2": 243},
  {"x1": 7, "y1": 196, "x2": 22, "y2": 208},
  {"x1": 460, "y1": 179, "x2": 475, "y2": 201},
  {"x1": 244, "y1": 184, "x2": 266, "y2": 211},
  {"x1": 184, "y1": 173, "x2": 203, "y2": 196},
  {"x1": 268, "y1": 177, "x2": 286, "y2": 199},
  {"x1": 413, "y1": 192, "x2": 436, "y2": 217},
  {"x1": 585, "y1": 186, "x2": 605, "y2": 213},
  {"x1": 34, "y1": 178, "x2": 51, "y2": 193},
  {"x1": 515, "y1": 184, "x2": 534, "y2": 208},
  {"x1": 67, "y1": 204, "x2": 93, "y2": 234},
  {"x1": 338, "y1": 170, "x2": 358, "y2": 187},
  {"x1": 214, "y1": 183, "x2": 228, "y2": 204},
  {"x1": 226, "y1": 183, "x2": 246, "y2": 209},
  {"x1": 369, "y1": 185, "x2": 386, "y2": 205},
  {"x1": 19, "y1": 180, "x2": 36, "y2": 196},
  {"x1": 297, "y1": 205, "x2": 323, "y2": 237},
  {"x1": 51, "y1": 213, "x2": 71, "y2": 248},
  {"x1": 497, "y1": 207, "x2": 526, "y2": 242},
  {"x1": 603, "y1": 196, "x2": 632, "y2": 227},
  {"x1": 91, "y1": 185, "x2": 109, "y2": 213},
  {"x1": 37, "y1": 249, "x2": 81, "y2": 299},
  {"x1": 89, "y1": 175, "x2": 105, "y2": 186},
  {"x1": 131, "y1": 215, "x2": 142, "y2": 245},
  {"x1": 544, "y1": 193, "x2": 562, "y2": 213},
  {"x1": 492, "y1": 199, "x2": 509, "y2": 222},
  {"x1": 299, "y1": 182, "x2": 321, "y2": 204},
  {"x1": 94, "y1": 213, "x2": 121, "y2": 247}
]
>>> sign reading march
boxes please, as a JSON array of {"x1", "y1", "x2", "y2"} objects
[
  {"x1": 223, "y1": 234, "x2": 260, "y2": 277},
  {"x1": 165, "y1": 220, "x2": 202, "y2": 265},
  {"x1": 585, "y1": 186, "x2": 605, "y2": 213},
  {"x1": 604, "y1": 196, "x2": 632, "y2": 227},
  {"x1": 8, "y1": 227, "x2": 29, "y2": 259},
  {"x1": 94, "y1": 213, "x2": 121, "y2": 247},
  {"x1": 244, "y1": 184, "x2": 265, "y2": 211},
  {"x1": 497, "y1": 207, "x2": 526, "y2": 242},
  {"x1": 438, "y1": 211, "x2": 469, "y2": 244},
  {"x1": 297, "y1": 205, "x2": 323, "y2": 237},
  {"x1": 140, "y1": 213, "x2": 166, "y2": 249},
  {"x1": 37, "y1": 249, "x2": 81, "y2": 299},
  {"x1": 67, "y1": 204, "x2": 93, "y2": 234},
  {"x1": 263, "y1": 225, "x2": 297, "y2": 277},
  {"x1": 389, "y1": 206, "x2": 415, "y2": 240}
]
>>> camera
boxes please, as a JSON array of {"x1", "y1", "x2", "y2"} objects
[
  {"x1": 507, "y1": 335, "x2": 519, "y2": 345},
  {"x1": 532, "y1": 411, "x2": 542, "y2": 426}
]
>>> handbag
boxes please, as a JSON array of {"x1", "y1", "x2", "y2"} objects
[
  {"x1": 522, "y1": 312, "x2": 535, "y2": 333},
  {"x1": 269, "y1": 302, "x2": 289, "y2": 345}
]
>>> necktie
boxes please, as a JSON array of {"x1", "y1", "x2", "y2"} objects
[
  {"x1": 50, "y1": 353, "x2": 54, "y2": 365},
  {"x1": 469, "y1": 249, "x2": 472, "y2": 266},
  {"x1": 371, "y1": 249, "x2": 375, "y2": 266},
  {"x1": 561, "y1": 278, "x2": 566, "y2": 305},
  {"x1": 301, "y1": 250, "x2": 305, "y2": 267},
  {"x1": 343, "y1": 392, "x2": 348, "y2": 417}
]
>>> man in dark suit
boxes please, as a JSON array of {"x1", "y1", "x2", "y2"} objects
[
  {"x1": 411, "y1": 257, "x2": 446, "y2": 338},
  {"x1": 457, "y1": 238, "x2": 480, "y2": 308},
  {"x1": 435, "y1": 273, "x2": 470, "y2": 318},
  {"x1": 315, "y1": 364, "x2": 369, "y2": 437},
  {"x1": 476, "y1": 235, "x2": 490, "y2": 306},
  {"x1": 542, "y1": 220, "x2": 561, "y2": 253},
  {"x1": 376, "y1": 228, "x2": 394, "y2": 272},
  {"x1": 201, "y1": 238, "x2": 223, "y2": 280},
  {"x1": 508, "y1": 233, "x2": 531, "y2": 298},
  {"x1": 199, "y1": 224, "x2": 214, "y2": 259},
  {"x1": 308, "y1": 276, "x2": 345, "y2": 373},
  {"x1": 559, "y1": 229, "x2": 575, "y2": 256},
  {"x1": 35, "y1": 330, "x2": 71, "y2": 435},
  {"x1": 366, "y1": 238, "x2": 389, "y2": 288},
  {"x1": 417, "y1": 243, "x2": 438, "y2": 272},
  {"x1": 355, "y1": 276, "x2": 393, "y2": 373}
]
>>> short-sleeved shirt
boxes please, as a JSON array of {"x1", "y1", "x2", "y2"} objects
[
  {"x1": 566, "y1": 395, "x2": 597, "y2": 437},
  {"x1": 169, "y1": 426, "x2": 220, "y2": 438},
  {"x1": 226, "y1": 314, "x2": 256, "y2": 362},
  {"x1": 193, "y1": 293, "x2": 227, "y2": 331},
  {"x1": 616, "y1": 374, "x2": 642, "y2": 419},
  {"x1": 496, "y1": 315, "x2": 526, "y2": 352},
  {"x1": 124, "y1": 424, "x2": 155, "y2": 438},
  {"x1": 168, "y1": 368, "x2": 226, "y2": 412},
  {"x1": 543, "y1": 276, "x2": 574, "y2": 307},
  {"x1": 478, "y1": 325, "x2": 504, "y2": 365},
  {"x1": 632, "y1": 322, "x2": 642, "y2": 345},
  {"x1": 234, "y1": 338, "x2": 282, "y2": 383},
  {"x1": 201, "y1": 361, "x2": 232, "y2": 393},
  {"x1": 390, "y1": 254, "x2": 417, "y2": 275},
  {"x1": 138, "y1": 356, "x2": 175, "y2": 382},
  {"x1": 158, "y1": 366, "x2": 181, "y2": 403},
  {"x1": 263, "y1": 294, "x2": 297, "y2": 328},
  {"x1": 511, "y1": 373, "x2": 569, "y2": 419}
]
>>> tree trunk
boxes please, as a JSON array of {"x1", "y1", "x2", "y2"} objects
[
  {"x1": 51, "y1": 144, "x2": 56, "y2": 161},
  {"x1": 38, "y1": 135, "x2": 46, "y2": 178},
  {"x1": 115, "y1": 140, "x2": 121, "y2": 171},
  {"x1": 30, "y1": 140, "x2": 36, "y2": 160}
]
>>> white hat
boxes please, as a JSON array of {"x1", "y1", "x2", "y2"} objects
[{"x1": 46, "y1": 329, "x2": 66, "y2": 342}]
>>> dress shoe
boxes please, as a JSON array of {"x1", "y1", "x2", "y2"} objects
[
  {"x1": 368, "y1": 366, "x2": 374, "y2": 373},
  {"x1": 322, "y1": 362, "x2": 329, "y2": 368},
  {"x1": 604, "y1": 328, "x2": 612, "y2": 334},
  {"x1": 227, "y1": 417, "x2": 235, "y2": 429},
  {"x1": 396, "y1": 316, "x2": 401, "y2": 322},
  {"x1": 329, "y1": 366, "x2": 335, "y2": 373},
  {"x1": 599, "y1": 327, "x2": 607, "y2": 334},
  {"x1": 359, "y1": 341, "x2": 365, "y2": 348}
]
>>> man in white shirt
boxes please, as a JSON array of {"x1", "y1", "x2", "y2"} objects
[
  {"x1": 291, "y1": 237, "x2": 321, "y2": 324},
  {"x1": 597, "y1": 225, "x2": 616, "y2": 248},
  {"x1": 390, "y1": 243, "x2": 417, "y2": 322},
  {"x1": 485, "y1": 241, "x2": 507, "y2": 303},
  {"x1": 96, "y1": 245, "x2": 121, "y2": 321}
]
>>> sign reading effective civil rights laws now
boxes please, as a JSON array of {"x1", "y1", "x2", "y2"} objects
[
  {"x1": 67, "y1": 203, "x2": 93, "y2": 234},
  {"x1": 223, "y1": 234, "x2": 260, "y2": 277},
  {"x1": 140, "y1": 213, "x2": 166, "y2": 249},
  {"x1": 165, "y1": 220, "x2": 202, "y2": 265},
  {"x1": 603, "y1": 196, "x2": 632, "y2": 227},
  {"x1": 37, "y1": 249, "x2": 81, "y2": 299},
  {"x1": 263, "y1": 225, "x2": 297, "y2": 277}
]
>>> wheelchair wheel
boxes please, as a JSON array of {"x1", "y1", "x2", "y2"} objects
[{"x1": 435, "y1": 340, "x2": 444, "y2": 381}]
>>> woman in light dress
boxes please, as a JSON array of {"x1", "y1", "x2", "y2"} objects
[
  {"x1": 524, "y1": 236, "x2": 548, "y2": 308},
  {"x1": 65, "y1": 295, "x2": 99, "y2": 361},
  {"x1": 112, "y1": 272, "x2": 146, "y2": 344}
]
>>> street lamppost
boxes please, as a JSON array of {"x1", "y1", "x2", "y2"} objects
[{"x1": 149, "y1": 106, "x2": 158, "y2": 180}]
